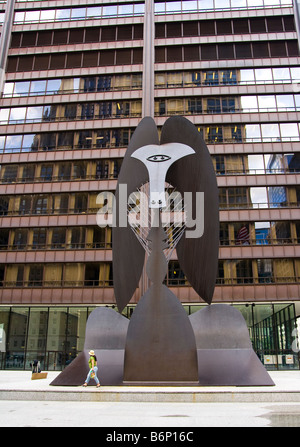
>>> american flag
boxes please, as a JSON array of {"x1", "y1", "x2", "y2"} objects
[{"x1": 236, "y1": 225, "x2": 250, "y2": 245}]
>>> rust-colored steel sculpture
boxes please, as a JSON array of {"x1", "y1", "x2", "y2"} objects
[{"x1": 51, "y1": 116, "x2": 274, "y2": 387}]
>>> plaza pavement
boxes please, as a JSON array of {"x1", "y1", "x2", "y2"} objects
[{"x1": 1, "y1": 370, "x2": 300, "y2": 427}]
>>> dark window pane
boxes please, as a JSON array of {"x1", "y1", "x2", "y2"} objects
[
  {"x1": 232, "y1": 19, "x2": 249, "y2": 34},
  {"x1": 34, "y1": 55, "x2": 49, "y2": 71},
  {"x1": 37, "y1": 31, "x2": 52, "y2": 46},
  {"x1": 216, "y1": 20, "x2": 232, "y2": 35},
  {"x1": 155, "y1": 23, "x2": 165, "y2": 38},
  {"x1": 134, "y1": 24, "x2": 143, "y2": 39},
  {"x1": 267, "y1": 17, "x2": 283, "y2": 32},
  {"x1": 283, "y1": 16, "x2": 296, "y2": 31},
  {"x1": 116, "y1": 49, "x2": 131, "y2": 64},
  {"x1": 218, "y1": 43, "x2": 234, "y2": 59},
  {"x1": 155, "y1": 47, "x2": 165, "y2": 62},
  {"x1": 183, "y1": 21, "x2": 198, "y2": 36},
  {"x1": 167, "y1": 46, "x2": 182, "y2": 62},
  {"x1": 66, "y1": 52, "x2": 82, "y2": 68},
  {"x1": 50, "y1": 54, "x2": 65, "y2": 69},
  {"x1": 22, "y1": 32, "x2": 37, "y2": 47},
  {"x1": 166, "y1": 22, "x2": 181, "y2": 37},
  {"x1": 85, "y1": 28, "x2": 100, "y2": 43},
  {"x1": 287, "y1": 40, "x2": 299, "y2": 56},
  {"x1": 270, "y1": 41, "x2": 286, "y2": 57},
  {"x1": 18, "y1": 56, "x2": 34, "y2": 71},
  {"x1": 82, "y1": 52, "x2": 98, "y2": 67},
  {"x1": 200, "y1": 20, "x2": 215, "y2": 35},
  {"x1": 235, "y1": 43, "x2": 252, "y2": 58},
  {"x1": 252, "y1": 42, "x2": 269, "y2": 58},
  {"x1": 7, "y1": 57, "x2": 18, "y2": 72},
  {"x1": 250, "y1": 18, "x2": 266, "y2": 33},
  {"x1": 53, "y1": 30, "x2": 68, "y2": 45},
  {"x1": 201, "y1": 44, "x2": 217, "y2": 60},
  {"x1": 132, "y1": 48, "x2": 143, "y2": 64},
  {"x1": 10, "y1": 33, "x2": 21, "y2": 48},
  {"x1": 184, "y1": 45, "x2": 199, "y2": 61},
  {"x1": 117, "y1": 25, "x2": 133, "y2": 40},
  {"x1": 101, "y1": 26, "x2": 116, "y2": 41},
  {"x1": 69, "y1": 29, "x2": 84, "y2": 44},
  {"x1": 99, "y1": 50, "x2": 115, "y2": 66}
]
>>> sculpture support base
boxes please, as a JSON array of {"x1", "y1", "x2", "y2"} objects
[
  {"x1": 190, "y1": 304, "x2": 275, "y2": 386},
  {"x1": 123, "y1": 284, "x2": 199, "y2": 384},
  {"x1": 51, "y1": 304, "x2": 274, "y2": 387}
]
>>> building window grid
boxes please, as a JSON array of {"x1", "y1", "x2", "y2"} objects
[{"x1": 0, "y1": 220, "x2": 298, "y2": 252}]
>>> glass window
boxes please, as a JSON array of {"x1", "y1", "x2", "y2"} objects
[
  {"x1": 14, "y1": 12, "x2": 25, "y2": 23},
  {"x1": 55, "y1": 9, "x2": 71, "y2": 21},
  {"x1": 0, "y1": 136, "x2": 5, "y2": 152},
  {"x1": 245, "y1": 124, "x2": 261, "y2": 142},
  {"x1": 86, "y1": 7, "x2": 101, "y2": 18},
  {"x1": 40, "y1": 9, "x2": 55, "y2": 22},
  {"x1": 231, "y1": 0, "x2": 247, "y2": 7},
  {"x1": 22, "y1": 134, "x2": 36, "y2": 152},
  {"x1": 261, "y1": 123, "x2": 280, "y2": 142},
  {"x1": 235, "y1": 259, "x2": 253, "y2": 284},
  {"x1": 26, "y1": 308, "x2": 48, "y2": 368},
  {"x1": 25, "y1": 10, "x2": 40, "y2": 22},
  {"x1": 241, "y1": 96, "x2": 258, "y2": 112},
  {"x1": 255, "y1": 222, "x2": 271, "y2": 245},
  {"x1": 182, "y1": 1, "x2": 198, "y2": 10},
  {"x1": 265, "y1": 154, "x2": 284, "y2": 173},
  {"x1": 239, "y1": 69, "x2": 255, "y2": 84},
  {"x1": 247, "y1": 154, "x2": 264, "y2": 174},
  {"x1": 250, "y1": 187, "x2": 268, "y2": 208},
  {"x1": 268, "y1": 186, "x2": 287, "y2": 207},
  {"x1": 5, "y1": 308, "x2": 29, "y2": 369},
  {"x1": 247, "y1": 0, "x2": 264, "y2": 7},
  {"x1": 291, "y1": 67, "x2": 300, "y2": 81},
  {"x1": 272, "y1": 67, "x2": 290, "y2": 83},
  {"x1": 30, "y1": 80, "x2": 47, "y2": 96},
  {"x1": 273, "y1": 221, "x2": 291, "y2": 243},
  {"x1": 102, "y1": 5, "x2": 118, "y2": 16},
  {"x1": 284, "y1": 153, "x2": 300, "y2": 172},
  {"x1": 119, "y1": 4, "x2": 133, "y2": 15},
  {"x1": 166, "y1": 1, "x2": 182, "y2": 13},
  {"x1": 0, "y1": 109, "x2": 9, "y2": 124},
  {"x1": 294, "y1": 95, "x2": 300, "y2": 110},
  {"x1": 67, "y1": 308, "x2": 88, "y2": 356},
  {"x1": 46, "y1": 308, "x2": 68, "y2": 354},
  {"x1": 257, "y1": 259, "x2": 273, "y2": 282},
  {"x1": 5, "y1": 135, "x2": 22, "y2": 152},
  {"x1": 71, "y1": 8, "x2": 86, "y2": 20},
  {"x1": 14, "y1": 81, "x2": 30, "y2": 97},
  {"x1": 215, "y1": 0, "x2": 230, "y2": 8},
  {"x1": 276, "y1": 95, "x2": 295, "y2": 111},
  {"x1": 134, "y1": 3, "x2": 145, "y2": 15},
  {"x1": 255, "y1": 68, "x2": 273, "y2": 83},
  {"x1": 280, "y1": 123, "x2": 299, "y2": 141},
  {"x1": 46, "y1": 79, "x2": 62, "y2": 94},
  {"x1": 3, "y1": 83, "x2": 14, "y2": 97},
  {"x1": 199, "y1": 0, "x2": 214, "y2": 9},
  {"x1": 155, "y1": 2, "x2": 165, "y2": 13},
  {"x1": 26, "y1": 106, "x2": 43, "y2": 122},
  {"x1": 257, "y1": 95, "x2": 276, "y2": 112},
  {"x1": 9, "y1": 107, "x2": 26, "y2": 124}
]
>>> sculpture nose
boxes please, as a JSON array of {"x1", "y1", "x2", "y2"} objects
[{"x1": 131, "y1": 143, "x2": 195, "y2": 208}]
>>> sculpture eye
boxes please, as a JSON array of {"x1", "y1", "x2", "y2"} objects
[{"x1": 147, "y1": 154, "x2": 171, "y2": 162}]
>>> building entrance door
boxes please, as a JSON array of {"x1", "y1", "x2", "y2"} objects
[{"x1": 46, "y1": 351, "x2": 64, "y2": 371}]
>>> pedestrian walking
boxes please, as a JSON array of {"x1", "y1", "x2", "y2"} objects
[{"x1": 82, "y1": 350, "x2": 100, "y2": 387}]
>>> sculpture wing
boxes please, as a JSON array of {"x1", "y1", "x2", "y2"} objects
[
  {"x1": 112, "y1": 117, "x2": 159, "y2": 312},
  {"x1": 161, "y1": 116, "x2": 219, "y2": 304}
]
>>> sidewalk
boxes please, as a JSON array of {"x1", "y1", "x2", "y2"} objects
[{"x1": 1, "y1": 370, "x2": 300, "y2": 403}]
